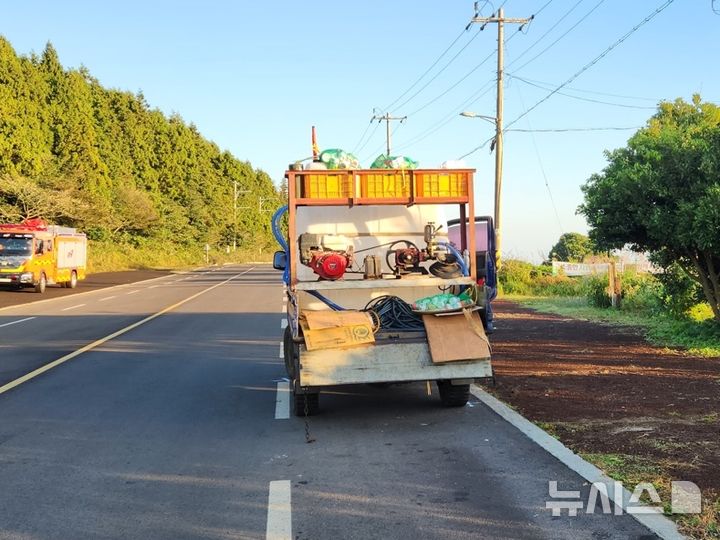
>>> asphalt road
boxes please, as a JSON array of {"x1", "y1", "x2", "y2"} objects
[{"x1": 0, "y1": 265, "x2": 659, "y2": 539}]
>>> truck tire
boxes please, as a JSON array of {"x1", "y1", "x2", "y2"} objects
[
  {"x1": 293, "y1": 390, "x2": 319, "y2": 417},
  {"x1": 34, "y1": 273, "x2": 46, "y2": 294},
  {"x1": 437, "y1": 381, "x2": 470, "y2": 407},
  {"x1": 283, "y1": 326, "x2": 297, "y2": 379},
  {"x1": 68, "y1": 270, "x2": 78, "y2": 289}
]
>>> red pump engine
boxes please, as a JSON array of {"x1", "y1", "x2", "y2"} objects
[{"x1": 298, "y1": 233, "x2": 353, "y2": 280}]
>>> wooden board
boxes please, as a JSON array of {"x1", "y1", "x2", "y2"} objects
[
  {"x1": 422, "y1": 310, "x2": 491, "y2": 364},
  {"x1": 299, "y1": 342, "x2": 492, "y2": 386}
]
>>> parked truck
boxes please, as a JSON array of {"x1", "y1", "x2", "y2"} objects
[
  {"x1": 272, "y1": 165, "x2": 495, "y2": 415},
  {"x1": 0, "y1": 219, "x2": 87, "y2": 293}
]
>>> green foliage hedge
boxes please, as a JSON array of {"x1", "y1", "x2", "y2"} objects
[
  {"x1": 0, "y1": 38, "x2": 282, "y2": 268},
  {"x1": 499, "y1": 258, "x2": 716, "y2": 324}
]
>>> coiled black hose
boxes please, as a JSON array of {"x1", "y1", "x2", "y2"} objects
[{"x1": 363, "y1": 295, "x2": 424, "y2": 331}]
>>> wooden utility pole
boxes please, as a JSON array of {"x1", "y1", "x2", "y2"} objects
[
  {"x1": 372, "y1": 112, "x2": 407, "y2": 156},
  {"x1": 469, "y1": 8, "x2": 531, "y2": 271}
]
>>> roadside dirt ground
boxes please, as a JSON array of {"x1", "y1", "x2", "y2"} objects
[{"x1": 480, "y1": 300, "x2": 720, "y2": 535}]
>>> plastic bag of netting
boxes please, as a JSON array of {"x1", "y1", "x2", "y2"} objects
[
  {"x1": 370, "y1": 154, "x2": 419, "y2": 169},
  {"x1": 319, "y1": 149, "x2": 360, "y2": 169},
  {"x1": 412, "y1": 293, "x2": 473, "y2": 312}
]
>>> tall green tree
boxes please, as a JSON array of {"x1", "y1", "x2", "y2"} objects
[
  {"x1": 547, "y1": 232, "x2": 595, "y2": 262},
  {"x1": 579, "y1": 96, "x2": 720, "y2": 321},
  {"x1": 0, "y1": 36, "x2": 283, "y2": 253}
]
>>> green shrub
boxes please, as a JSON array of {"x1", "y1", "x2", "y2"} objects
[
  {"x1": 582, "y1": 274, "x2": 612, "y2": 308},
  {"x1": 498, "y1": 259, "x2": 535, "y2": 295},
  {"x1": 532, "y1": 275, "x2": 583, "y2": 296},
  {"x1": 620, "y1": 272, "x2": 664, "y2": 313}
]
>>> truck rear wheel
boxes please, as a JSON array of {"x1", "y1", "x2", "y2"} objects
[
  {"x1": 293, "y1": 390, "x2": 319, "y2": 417},
  {"x1": 283, "y1": 326, "x2": 297, "y2": 379},
  {"x1": 34, "y1": 273, "x2": 46, "y2": 294},
  {"x1": 68, "y1": 271, "x2": 78, "y2": 289},
  {"x1": 437, "y1": 381, "x2": 470, "y2": 407}
]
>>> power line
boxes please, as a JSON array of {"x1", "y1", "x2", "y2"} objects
[
  {"x1": 509, "y1": 75, "x2": 657, "y2": 109},
  {"x1": 504, "y1": 0, "x2": 676, "y2": 132},
  {"x1": 391, "y1": 28, "x2": 486, "y2": 114},
  {"x1": 509, "y1": 0, "x2": 608, "y2": 73},
  {"x1": 393, "y1": 79, "x2": 497, "y2": 152},
  {"x1": 508, "y1": 74, "x2": 659, "y2": 101},
  {"x1": 514, "y1": 85, "x2": 564, "y2": 235},
  {"x1": 383, "y1": 28, "x2": 469, "y2": 112},
  {"x1": 504, "y1": 0, "x2": 586, "y2": 69},
  {"x1": 355, "y1": 121, "x2": 382, "y2": 156},
  {"x1": 351, "y1": 119, "x2": 374, "y2": 154},
  {"x1": 507, "y1": 126, "x2": 641, "y2": 132},
  {"x1": 406, "y1": 49, "x2": 497, "y2": 117}
]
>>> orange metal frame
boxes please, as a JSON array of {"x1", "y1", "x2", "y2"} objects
[{"x1": 286, "y1": 168, "x2": 476, "y2": 286}]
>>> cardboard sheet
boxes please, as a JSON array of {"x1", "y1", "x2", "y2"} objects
[
  {"x1": 422, "y1": 310, "x2": 491, "y2": 363},
  {"x1": 300, "y1": 310, "x2": 375, "y2": 351}
]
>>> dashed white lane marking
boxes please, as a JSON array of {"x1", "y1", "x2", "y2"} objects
[
  {"x1": 274, "y1": 381, "x2": 290, "y2": 420},
  {"x1": 148, "y1": 285, "x2": 159, "y2": 289},
  {"x1": 98, "y1": 296, "x2": 116, "y2": 302},
  {"x1": 281, "y1": 319, "x2": 288, "y2": 329},
  {"x1": 61, "y1": 304, "x2": 85, "y2": 312},
  {"x1": 0, "y1": 317, "x2": 36, "y2": 329},
  {"x1": 265, "y1": 480, "x2": 292, "y2": 539},
  {"x1": 0, "y1": 267, "x2": 255, "y2": 397},
  {"x1": 281, "y1": 303, "x2": 287, "y2": 313},
  {"x1": 278, "y1": 341, "x2": 284, "y2": 359},
  {"x1": 126, "y1": 290, "x2": 140, "y2": 295}
]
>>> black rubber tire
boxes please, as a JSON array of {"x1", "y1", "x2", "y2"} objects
[
  {"x1": 437, "y1": 381, "x2": 470, "y2": 407},
  {"x1": 293, "y1": 391, "x2": 319, "y2": 417},
  {"x1": 68, "y1": 271, "x2": 78, "y2": 289},
  {"x1": 34, "y1": 273, "x2": 46, "y2": 294},
  {"x1": 283, "y1": 326, "x2": 297, "y2": 379}
]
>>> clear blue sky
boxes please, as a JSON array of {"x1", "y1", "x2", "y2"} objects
[{"x1": 3, "y1": 0, "x2": 719, "y2": 261}]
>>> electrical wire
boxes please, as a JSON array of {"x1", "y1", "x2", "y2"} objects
[
  {"x1": 355, "y1": 120, "x2": 382, "y2": 156},
  {"x1": 383, "y1": 28, "x2": 470, "y2": 113},
  {"x1": 514, "y1": 83, "x2": 564, "y2": 235},
  {"x1": 508, "y1": 75, "x2": 659, "y2": 102},
  {"x1": 458, "y1": 0, "x2": 677, "y2": 159},
  {"x1": 506, "y1": 0, "x2": 600, "y2": 72},
  {"x1": 506, "y1": 126, "x2": 641, "y2": 133},
  {"x1": 509, "y1": 74, "x2": 657, "y2": 109},
  {"x1": 505, "y1": 0, "x2": 676, "y2": 132},
  {"x1": 391, "y1": 29, "x2": 487, "y2": 115},
  {"x1": 351, "y1": 119, "x2": 374, "y2": 155}
]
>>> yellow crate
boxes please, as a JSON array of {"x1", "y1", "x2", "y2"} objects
[
  {"x1": 361, "y1": 171, "x2": 411, "y2": 199},
  {"x1": 300, "y1": 172, "x2": 353, "y2": 199},
  {"x1": 415, "y1": 171, "x2": 469, "y2": 198}
]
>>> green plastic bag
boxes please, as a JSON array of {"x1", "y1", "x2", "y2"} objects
[
  {"x1": 370, "y1": 154, "x2": 419, "y2": 169},
  {"x1": 319, "y1": 149, "x2": 360, "y2": 169}
]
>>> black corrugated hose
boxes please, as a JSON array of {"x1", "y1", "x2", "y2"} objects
[{"x1": 363, "y1": 295, "x2": 424, "y2": 331}]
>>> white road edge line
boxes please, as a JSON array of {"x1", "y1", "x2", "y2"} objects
[
  {"x1": 274, "y1": 381, "x2": 290, "y2": 420},
  {"x1": 469, "y1": 385, "x2": 683, "y2": 540},
  {"x1": 0, "y1": 267, "x2": 256, "y2": 397},
  {"x1": 61, "y1": 304, "x2": 85, "y2": 312},
  {"x1": 0, "y1": 316, "x2": 36, "y2": 329},
  {"x1": 266, "y1": 480, "x2": 292, "y2": 540}
]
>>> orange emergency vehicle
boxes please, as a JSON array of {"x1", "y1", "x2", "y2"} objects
[{"x1": 0, "y1": 219, "x2": 87, "y2": 293}]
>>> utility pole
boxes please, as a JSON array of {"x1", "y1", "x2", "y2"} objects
[
  {"x1": 372, "y1": 112, "x2": 407, "y2": 156},
  {"x1": 232, "y1": 180, "x2": 250, "y2": 251},
  {"x1": 469, "y1": 7, "x2": 531, "y2": 270}
]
